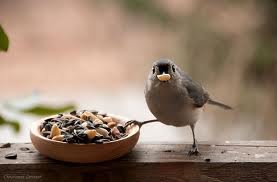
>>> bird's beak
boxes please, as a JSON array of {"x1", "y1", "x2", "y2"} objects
[{"x1": 157, "y1": 72, "x2": 171, "y2": 81}]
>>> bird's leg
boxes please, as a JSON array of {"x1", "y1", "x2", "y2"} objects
[
  {"x1": 124, "y1": 120, "x2": 142, "y2": 128},
  {"x1": 188, "y1": 124, "x2": 200, "y2": 155},
  {"x1": 124, "y1": 119, "x2": 159, "y2": 129}
]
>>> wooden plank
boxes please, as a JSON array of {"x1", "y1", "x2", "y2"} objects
[
  {"x1": 142, "y1": 140, "x2": 277, "y2": 147},
  {"x1": 0, "y1": 142, "x2": 277, "y2": 182}
]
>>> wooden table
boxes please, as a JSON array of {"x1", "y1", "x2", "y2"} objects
[{"x1": 0, "y1": 141, "x2": 277, "y2": 182}]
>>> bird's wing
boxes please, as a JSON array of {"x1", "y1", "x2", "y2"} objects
[{"x1": 181, "y1": 74, "x2": 209, "y2": 107}]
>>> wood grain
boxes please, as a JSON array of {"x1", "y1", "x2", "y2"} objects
[{"x1": 1, "y1": 141, "x2": 277, "y2": 182}]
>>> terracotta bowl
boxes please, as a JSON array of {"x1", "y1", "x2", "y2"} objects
[{"x1": 30, "y1": 114, "x2": 140, "y2": 163}]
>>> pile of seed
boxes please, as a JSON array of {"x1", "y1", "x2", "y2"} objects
[{"x1": 40, "y1": 110, "x2": 127, "y2": 144}]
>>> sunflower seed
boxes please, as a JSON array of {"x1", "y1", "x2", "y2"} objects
[{"x1": 5, "y1": 153, "x2": 17, "y2": 159}]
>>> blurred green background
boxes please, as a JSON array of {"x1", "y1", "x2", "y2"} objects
[{"x1": 0, "y1": 0, "x2": 276, "y2": 142}]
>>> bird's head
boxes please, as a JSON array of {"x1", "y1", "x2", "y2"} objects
[{"x1": 149, "y1": 59, "x2": 181, "y2": 83}]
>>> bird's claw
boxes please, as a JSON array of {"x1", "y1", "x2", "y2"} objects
[
  {"x1": 188, "y1": 145, "x2": 200, "y2": 156},
  {"x1": 124, "y1": 120, "x2": 141, "y2": 129}
]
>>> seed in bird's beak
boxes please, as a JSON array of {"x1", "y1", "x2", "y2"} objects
[{"x1": 157, "y1": 73, "x2": 171, "y2": 81}]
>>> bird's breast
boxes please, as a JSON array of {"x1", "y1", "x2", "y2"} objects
[{"x1": 145, "y1": 80, "x2": 200, "y2": 127}]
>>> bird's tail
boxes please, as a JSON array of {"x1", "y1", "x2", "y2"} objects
[{"x1": 207, "y1": 99, "x2": 232, "y2": 110}]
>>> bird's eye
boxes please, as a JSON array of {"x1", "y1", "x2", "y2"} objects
[
  {"x1": 172, "y1": 65, "x2": 176, "y2": 72},
  {"x1": 152, "y1": 67, "x2": 155, "y2": 74}
]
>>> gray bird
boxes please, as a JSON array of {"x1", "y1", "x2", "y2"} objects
[{"x1": 126, "y1": 59, "x2": 232, "y2": 155}]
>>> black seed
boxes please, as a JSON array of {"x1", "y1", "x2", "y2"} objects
[
  {"x1": 121, "y1": 133, "x2": 127, "y2": 138},
  {"x1": 88, "y1": 110, "x2": 98, "y2": 115},
  {"x1": 42, "y1": 131, "x2": 51, "y2": 137},
  {"x1": 44, "y1": 117, "x2": 53, "y2": 122},
  {"x1": 117, "y1": 125, "x2": 125, "y2": 133},
  {"x1": 74, "y1": 125, "x2": 84, "y2": 130},
  {"x1": 205, "y1": 158, "x2": 211, "y2": 162},
  {"x1": 90, "y1": 135, "x2": 103, "y2": 143},
  {"x1": 78, "y1": 133, "x2": 87, "y2": 138},
  {"x1": 75, "y1": 131, "x2": 89, "y2": 143},
  {"x1": 5, "y1": 153, "x2": 17, "y2": 159},
  {"x1": 74, "y1": 120, "x2": 81, "y2": 125},
  {"x1": 110, "y1": 135, "x2": 115, "y2": 141},
  {"x1": 75, "y1": 113, "x2": 81, "y2": 118},
  {"x1": 96, "y1": 135, "x2": 104, "y2": 139},
  {"x1": 100, "y1": 125, "x2": 110, "y2": 132},
  {"x1": 63, "y1": 120, "x2": 74, "y2": 127},
  {"x1": 94, "y1": 124, "x2": 101, "y2": 128},
  {"x1": 103, "y1": 136, "x2": 112, "y2": 141},
  {"x1": 44, "y1": 124, "x2": 52, "y2": 131},
  {"x1": 67, "y1": 126, "x2": 75, "y2": 133},
  {"x1": 41, "y1": 121, "x2": 48, "y2": 128},
  {"x1": 65, "y1": 134, "x2": 74, "y2": 138},
  {"x1": 70, "y1": 118, "x2": 77, "y2": 122},
  {"x1": 0, "y1": 143, "x2": 11, "y2": 148},
  {"x1": 61, "y1": 122, "x2": 66, "y2": 128},
  {"x1": 163, "y1": 150, "x2": 173, "y2": 153},
  {"x1": 86, "y1": 122, "x2": 95, "y2": 129},
  {"x1": 64, "y1": 134, "x2": 75, "y2": 143},
  {"x1": 41, "y1": 123, "x2": 47, "y2": 131},
  {"x1": 61, "y1": 130, "x2": 70, "y2": 135},
  {"x1": 91, "y1": 136, "x2": 103, "y2": 143},
  {"x1": 94, "y1": 140, "x2": 103, "y2": 144},
  {"x1": 70, "y1": 110, "x2": 77, "y2": 115}
]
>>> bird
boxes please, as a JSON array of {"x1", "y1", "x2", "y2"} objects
[{"x1": 125, "y1": 59, "x2": 232, "y2": 155}]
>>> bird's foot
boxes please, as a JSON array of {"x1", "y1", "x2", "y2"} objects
[
  {"x1": 188, "y1": 145, "x2": 200, "y2": 156},
  {"x1": 124, "y1": 120, "x2": 141, "y2": 129}
]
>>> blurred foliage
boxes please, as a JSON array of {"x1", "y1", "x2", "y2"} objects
[
  {"x1": 247, "y1": 41, "x2": 276, "y2": 83},
  {"x1": 21, "y1": 104, "x2": 76, "y2": 116},
  {"x1": 0, "y1": 25, "x2": 9, "y2": 52},
  {"x1": 246, "y1": 1, "x2": 277, "y2": 85},
  {"x1": 0, "y1": 102, "x2": 76, "y2": 133},
  {"x1": 0, "y1": 24, "x2": 76, "y2": 132},
  {"x1": 120, "y1": 0, "x2": 173, "y2": 25},
  {"x1": 0, "y1": 115, "x2": 20, "y2": 132}
]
